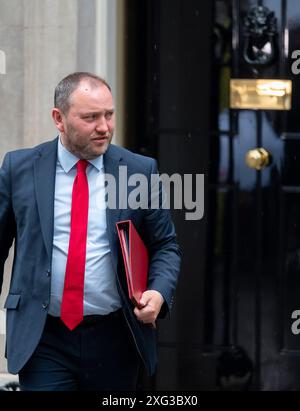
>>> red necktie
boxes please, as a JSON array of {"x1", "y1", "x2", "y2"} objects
[{"x1": 61, "y1": 160, "x2": 89, "y2": 330}]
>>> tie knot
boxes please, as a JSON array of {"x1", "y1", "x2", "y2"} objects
[{"x1": 77, "y1": 159, "x2": 88, "y2": 173}]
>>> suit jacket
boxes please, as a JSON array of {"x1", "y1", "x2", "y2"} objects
[{"x1": 0, "y1": 137, "x2": 181, "y2": 375}]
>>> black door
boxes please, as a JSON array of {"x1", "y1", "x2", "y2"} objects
[
  {"x1": 209, "y1": 0, "x2": 300, "y2": 390},
  {"x1": 126, "y1": 0, "x2": 300, "y2": 390}
]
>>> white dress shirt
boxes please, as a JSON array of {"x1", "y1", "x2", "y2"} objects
[{"x1": 48, "y1": 138, "x2": 122, "y2": 316}]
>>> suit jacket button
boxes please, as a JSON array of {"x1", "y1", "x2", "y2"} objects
[
  {"x1": 42, "y1": 302, "x2": 48, "y2": 309},
  {"x1": 46, "y1": 270, "x2": 51, "y2": 277}
]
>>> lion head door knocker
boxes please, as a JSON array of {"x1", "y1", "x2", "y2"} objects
[{"x1": 243, "y1": 5, "x2": 277, "y2": 67}]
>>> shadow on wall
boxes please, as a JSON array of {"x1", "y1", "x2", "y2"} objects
[{"x1": 0, "y1": 381, "x2": 20, "y2": 391}]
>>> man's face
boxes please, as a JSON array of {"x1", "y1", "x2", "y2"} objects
[{"x1": 55, "y1": 80, "x2": 115, "y2": 159}]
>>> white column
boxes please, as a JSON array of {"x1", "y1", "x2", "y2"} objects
[
  {"x1": 22, "y1": 0, "x2": 79, "y2": 148},
  {"x1": 95, "y1": 0, "x2": 125, "y2": 146},
  {"x1": 0, "y1": 49, "x2": 6, "y2": 74}
]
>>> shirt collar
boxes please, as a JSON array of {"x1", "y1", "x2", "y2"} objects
[{"x1": 57, "y1": 136, "x2": 103, "y2": 173}]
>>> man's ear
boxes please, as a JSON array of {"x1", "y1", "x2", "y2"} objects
[{"x1": 52, "y1": 108, "x2": 65, "y2": 132}]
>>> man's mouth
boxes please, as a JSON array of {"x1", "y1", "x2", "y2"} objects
[{"x1": 91, "y1": 136, "x2": 108, "y2": 142}]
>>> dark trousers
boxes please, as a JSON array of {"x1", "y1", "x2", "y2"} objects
[{"x1": 19, "y1": 310, "x2": 142, "y2": 391}]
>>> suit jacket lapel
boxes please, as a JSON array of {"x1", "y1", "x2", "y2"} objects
[
  {"x1": 34, "y1": 138, "x2": 58, "y2": 261},
  {"x1": 103, "y1": 145, "x2": 124, "y2": 268}
]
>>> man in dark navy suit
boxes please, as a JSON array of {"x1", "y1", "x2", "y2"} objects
[{"x1": 0, "y1": 72, "x2": 181, "y2": 390}]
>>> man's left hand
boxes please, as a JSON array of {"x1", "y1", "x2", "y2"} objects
[{"x1": 134, "y1": 290, "x2": 164, "y2": 328}]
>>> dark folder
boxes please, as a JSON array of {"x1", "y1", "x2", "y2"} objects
[{"x1": 116, "y1": 220, "x2": 149, "y2": 308}]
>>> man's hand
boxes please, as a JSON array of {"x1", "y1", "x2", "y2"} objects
[{"x1": 134, "y1": 290, "x2": 164, "y2": 328}]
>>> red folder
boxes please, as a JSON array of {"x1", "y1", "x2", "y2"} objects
[{"x1": 116, "y1": 220, "x2": 148, "y2": 308}]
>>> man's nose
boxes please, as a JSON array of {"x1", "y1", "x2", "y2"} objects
[{"x1": 95, "y1": 116, "x2": 108, "y2": 133}]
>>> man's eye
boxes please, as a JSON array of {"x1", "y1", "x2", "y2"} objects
[{"x1": 105, "y1": 112, "x2": 113, "y2": 119}]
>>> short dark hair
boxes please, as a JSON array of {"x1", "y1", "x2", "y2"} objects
[{"x1": 54, "y1": 72, "x2": 111, "y2": 114}]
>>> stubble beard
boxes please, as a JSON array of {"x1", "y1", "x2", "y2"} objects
[{"x1": 61, "y1": 131, "x2": 113, "y2": 160}]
